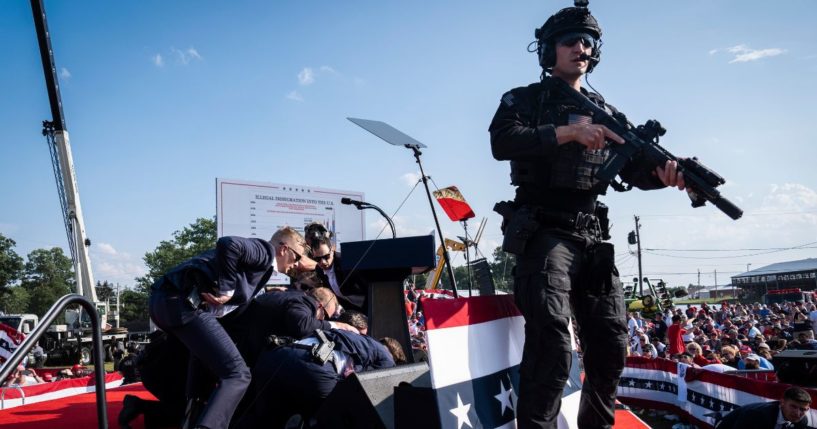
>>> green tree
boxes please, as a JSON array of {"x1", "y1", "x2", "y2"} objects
[
  {"x1": 490, "y1": 246, "x2": 515, "y2": 292},
  {"x1": 2, "y1": 286, "x2": 30, "y2": 314},
  {"x1": 119, "y1": 289, "x2": 148, "y2": 325},
  {"x1": 95, "y1": 280, "x2": 115, "y2": 302},
  {"x1": 20, "y1": 247, "x2": 74, "y2": 317},
  {"x1": 135, "y1": 217, "x2": 217, "y2": 292},
  {"x1": 0, "y1": 234, "x2": 24, "y2": 298}
]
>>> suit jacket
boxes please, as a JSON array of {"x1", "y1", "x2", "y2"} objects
[
  {"x1": 155, "y1": 236, "x2": 276, "y2": 312},
  {"x1": 225, "y1": 290, "x2": 331, "y2": 368},
  {"x1": 235, "y1": 330, "x2": 395, "y2": 428},
  {"x1": 716, "y1": 401, "x2": 810, "y2": 429},
  {"x1": 316, "y1": 252, "x2": 367, "y2": 312}
]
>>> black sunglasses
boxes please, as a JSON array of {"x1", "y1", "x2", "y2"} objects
[
  {"x1": 313, "y1": 252, "x2": 332, "y2": 263},
  {"x1": 556, "y1": 32, "x2": 596, "y2": 49},
  {"x1": 280, "y1": 242, "x2": 302, "y2": 262}
]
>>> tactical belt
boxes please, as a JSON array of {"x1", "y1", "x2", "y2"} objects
[
  {"x1": 536, "y1": 209, "x2": 601, "y2": 234},
  {"x1": 272, "y1": 330, "x2": 336, "y2": 366}
]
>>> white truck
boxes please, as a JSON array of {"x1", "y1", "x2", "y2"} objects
[{"x1": 0, "y1": 313, "x2": 127, "y2": 366}]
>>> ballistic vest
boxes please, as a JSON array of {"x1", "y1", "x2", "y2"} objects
[{"x1": 509, "y1": 77, "x2": 612, "y2": 196}]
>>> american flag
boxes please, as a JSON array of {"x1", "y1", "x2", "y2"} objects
[
  {"x1": 423, "y1": 295, "x2": 583, "y2": 429},
  {"x1": 0, "y1": 322, "x2": 25, "y2": 362},
  {"x1": 618, "y1": 357, "x2": 817, "y2": 428},
  {"x1": 568, "y1": 113, "x2": 593, "y2": 125}
]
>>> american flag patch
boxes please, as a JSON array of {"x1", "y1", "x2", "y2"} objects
[
  {"x1": 568, "y1": 113, "x2": 592, "y2": 125},
  {"x1": 501, "y1": 92, "x2": 515, "y2": 107}
]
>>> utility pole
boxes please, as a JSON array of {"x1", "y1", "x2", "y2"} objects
[
  {"x1": 115, "y1": 283, "x2": 121, "y2": 329},
  {"x1": 714, "y1": 269, "x2": 718, "y2": 289},
  {"x1": 697, "y1": 269, "x2": 701, "y2": 288},
  {"x1": 635, "y1": 216, "x2": 643, "y2": 297}
]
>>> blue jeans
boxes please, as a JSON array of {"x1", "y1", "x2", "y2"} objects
[{"x1": 149, "y1": 289, "x2": 251, "y2": 429}]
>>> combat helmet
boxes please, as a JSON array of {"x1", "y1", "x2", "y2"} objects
[{"x1": 534, "y1": 2, "x2": 603, "y2": 73}]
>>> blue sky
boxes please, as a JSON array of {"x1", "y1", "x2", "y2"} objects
[{"x1": 1, "y1": 1, "x2": 815, "y2": 290}]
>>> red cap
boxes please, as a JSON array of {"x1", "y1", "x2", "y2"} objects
[
  {"x1": 71, "y1": 364, "x2": 83, "y2": 372},
  {"x1": 43, "y1": 373, "x2": 53, "y2": 381},
  {"x1": 739, "y1": 345, "x2": 751, "y2": 353}
]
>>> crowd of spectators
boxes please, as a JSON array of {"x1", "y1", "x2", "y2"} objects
[
  {"x1": 622, "y1": 300, "x2": 817, "y2": 372},
  {"x1": 1, "y1": 363, "x2": 95, "y2": 387},
  {"x1": 1, "y1": 337, "x2": 143, "y2": 389},
  {"x1": 405, "y1": 283, "x2": 430, "y2": 360}
]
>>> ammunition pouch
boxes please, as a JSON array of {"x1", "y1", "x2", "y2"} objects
[
  {"x1": 594, "y1": 201, "x2": 611, "y2": 240},
  {"x1": 584, "y1": 242, "x2": 619, "y2": 295},
  {"x1": 494, "y1": 201, "x2": 540, "y2": 255}
]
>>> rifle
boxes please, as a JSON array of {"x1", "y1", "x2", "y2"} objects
[{"x1": 549, "y1": 77, "x2": 743, "y2": 220}]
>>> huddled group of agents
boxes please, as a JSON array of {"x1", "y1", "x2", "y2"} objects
[{"x1": 119, "y1": 225, "x2": 405, "y2": 429}]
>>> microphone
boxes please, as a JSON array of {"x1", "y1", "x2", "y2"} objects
[
  {"x1": 340, "y1": 197, "x2": 368, "y2": 208},
  {"x1": 340, "y1": 197, "x2": 396, "y2": 238},
  {"x1": 578, "y1": 53, "x2": 594, "y2": 61}
]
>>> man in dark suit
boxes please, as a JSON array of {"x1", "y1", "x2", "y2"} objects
[
  {"x1": 234, "y1": 329, "x2": 405, "y2": 428},
  {"x1": 305, "y1": 223, "x2": 367, "y2": 313},
  {"x1": 716, "y1": 386, "x2": 813, "y2": 429},
  {"x1": 121, "y1": 287, "x2": 357, "y2": 429},
  {"x1": 147, "y1": 227, "x2": 306, "y2": 429},
  {"x1": 226, "y1": 287, "x2": 360, "y2": 368}
]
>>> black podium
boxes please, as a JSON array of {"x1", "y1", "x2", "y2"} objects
[{"x1": 341, "y1": 235, "x2": 436, "y2": 361}]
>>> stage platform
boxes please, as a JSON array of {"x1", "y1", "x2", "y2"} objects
[
  {"x1": 0, "y1": 382, "x2": 648, "y2": 428},
  {"x1": 0, "y1": 383, "x2": 154, "y2": 429}
]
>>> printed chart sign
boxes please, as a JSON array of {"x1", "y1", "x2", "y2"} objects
[{"x1": 216, "y1": 178, "x2": 366, "y2": 283}]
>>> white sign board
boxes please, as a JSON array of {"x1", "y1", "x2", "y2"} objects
[
  {"x1": 216, "y1": 178, "x2": 365, "y2": 242},
  {"x1": 216, "y1": 178, "x2": 366, "y2": 284}
]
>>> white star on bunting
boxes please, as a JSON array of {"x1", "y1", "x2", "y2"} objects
[
  {"x1": 495, "y1": 379, "x2": 515, "y2": 416},
  {"x1": 450, "y1": 393, "x2": 473, "y2": 429}
]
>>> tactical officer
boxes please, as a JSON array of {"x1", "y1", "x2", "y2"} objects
[{"x1": 489, "y1": 4, "x2": 686, "y2": 428}]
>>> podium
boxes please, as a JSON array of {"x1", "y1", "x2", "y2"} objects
[{"x1": 341, "y1": 235, "x2": 436, "y2": 361}]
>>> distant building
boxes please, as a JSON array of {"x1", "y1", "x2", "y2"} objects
[
  {"x1": 731, "y1": 258, "x2": 817, "y2": 296},
  {"x1": 696, "y1": 285, "x2": 738, "y2": 300}
]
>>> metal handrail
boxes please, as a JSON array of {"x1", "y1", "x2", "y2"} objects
[
  {"x1": 0, "y1": 294, "x2": 108, "y2": 428},
  {"x1": 1, "y1": 386, "x2": 26, "y2": 409}
]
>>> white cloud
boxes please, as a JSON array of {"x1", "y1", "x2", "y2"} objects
[
  {"x1": 726, "y1": 44, "x2": 786, "y2": 63},
  {"x1": 319, "y1": 65, "x2": 338, "y2": 74},
  {"x1": 286, "y1": 90, "x2": 304, "y2": 102},
  {"x1": 59, "y1": 67, "x2": 71, "y2": 79},
  {"x1": 760, "y1": 183, "x2": 817, "y2": 211},
  {"x1": 298, "y1": 67, "x2": 315, "y2": 85},
  {"x1": 708, "y1": 49, "x2": 718, "y2": 55},
  {"x1": 638, "y1": 183, "x2": 817, "y2": 255},
  {"x1": 152, "y1": 54, "x2": 164, "y2": 67},
  {"x1": 401, "y1": 172, "x2": 422, "y2": 187},
  {"x1": 93, "y1": 259, "x2": 146, "y2": 287},
  {"x1": 96, "y1": 242, "x2": 118, "y2": 255},
  {"x1": 171, "y1": 47, "x2": 203, "y2": 65},
  {"x1": 89, "y1": 242, "x2": 146, "y2": 287}
]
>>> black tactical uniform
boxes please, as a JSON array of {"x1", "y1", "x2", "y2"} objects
[{"x1": 489, "y1": 7, "x2": 665, "y2": 429}]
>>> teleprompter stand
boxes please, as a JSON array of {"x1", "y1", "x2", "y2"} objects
[{"x1": 347, "y1": 117, "x2": 458, "y2": 296}]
